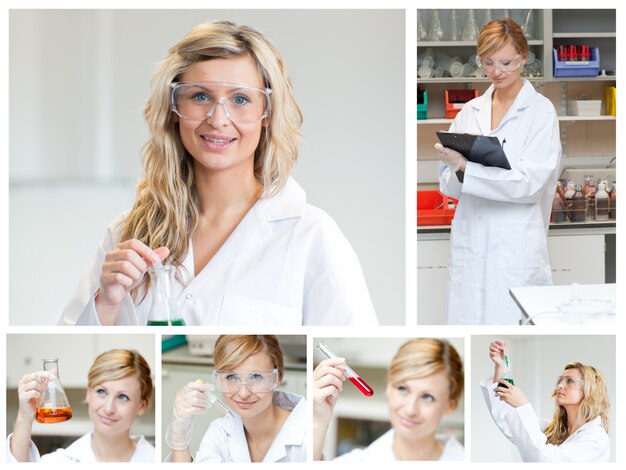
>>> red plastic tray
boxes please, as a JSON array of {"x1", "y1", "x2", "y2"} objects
[{"x1": 417, "y1": 190, "x2": 458, "y2": 226}]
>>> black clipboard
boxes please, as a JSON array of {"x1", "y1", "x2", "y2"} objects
[{"x1": 436, "y1": 131, "x2": 511, "y2": 170}]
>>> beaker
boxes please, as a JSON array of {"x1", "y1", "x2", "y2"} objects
[
  {"x1": 147, "y1": 264, "x2": 185, "y2": 326},
  {"x1": 36, "y1": 359, "x2": 72, "y2": 423}
]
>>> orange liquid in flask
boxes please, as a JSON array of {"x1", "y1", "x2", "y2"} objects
[{"x1": 36, "y1": 407, "x2": 73, "y2": 423}]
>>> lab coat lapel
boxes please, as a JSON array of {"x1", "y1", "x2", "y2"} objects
[
  {"x1": 63, "y1": 433, "x2": 97, "y2": 462},
  {"x1": 472, "y1": 85, "x2": 494, "y2": 135},
  {"x1": 227, "y1": 416, "x2": 253, "y2": 462}
]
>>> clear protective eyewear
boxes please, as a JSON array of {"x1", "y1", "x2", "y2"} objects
[
  {"x1": 556, "y1": 375, "x2": 584, "y2": 390},
  {"x1": 476, "y1": 54, "x2": 522, "y2": 73},
  {"x1": 213, "y1": 369, "x2": 279, "y2": 393},
  {"x1": 170, "y1": 81, "x2": 272, "y2": 123}
]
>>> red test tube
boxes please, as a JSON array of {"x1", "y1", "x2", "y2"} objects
[{"x1": 317, "y1": 341, "x2": 374, "y2": 397}]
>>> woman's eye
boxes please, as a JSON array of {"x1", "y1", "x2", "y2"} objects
[
  {"x1": 191, "y1": 92, "x2": 210, "y2": 103},
  {"x1": 396, "y1": 385, "x2": 408, "y2": 393},
  {"x1": 96, "y1": 389, "x2": 106, "y2": 397},
  {"x1": 118, "y1": 394, "x2": 130, "y2": 402},
  {"x1": 567, "y1": 377, "x2": 575, "y2": 384},
  {"x1": 249, "y1": 373, "x2": 264, "y2": 382},
  {"x1": 232, "y1": 94, "x2": 250, "y2": 106},
  {"x1": 225, "y1": 374, "x2": 240, "y2": 382},
  {"x1": 422, "y1": 394, "x2": 435, "y2": 402}
]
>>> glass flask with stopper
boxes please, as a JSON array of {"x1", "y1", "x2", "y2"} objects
[
  {"x1": 147, "y1": 264, "x2": 185, "y2": 326},
  {"x1": 36, "y1": 358, "x2": 73, "y2": 423}
]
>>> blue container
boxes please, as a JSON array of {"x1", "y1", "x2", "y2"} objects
[
  {"x1": 417, "y1": 89, "x2": 427, "y2": 120},
  {"x1": 553, "y1": 47, "x2": 600, "y2": 78}
]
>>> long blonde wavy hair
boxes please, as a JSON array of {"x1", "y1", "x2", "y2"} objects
[
  {"x1": 119, "y1": 21, "x2": 302, "y2": 299},
  {"x1": 543, "y1": 362, "x2": 610, "y2": 445}
]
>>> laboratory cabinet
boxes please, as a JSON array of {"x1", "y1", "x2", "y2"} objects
[
  {"x1": 417, "y1": 226, "x2": 612, "y2": 323},
  {"x1": 417, "y1": 9, "x2": 616, "y2": 184}
]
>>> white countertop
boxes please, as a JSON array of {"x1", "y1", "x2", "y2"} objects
[{"x1": 509, "y1": 283, "x2": 616, "y2": 325}]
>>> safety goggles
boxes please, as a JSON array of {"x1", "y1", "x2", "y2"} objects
[
  {"x1": 476, "y1": 54, "x2": 522, "y2": 73},
  {"x1": 170, "y1": 81, "x2": 272, "y2": 123},
  {"x1": 213, "y1": 369, "x2": 279, "y2": 393},
  {"x1": 556, "y1": 375, "x2": 584, "y2": 390}
]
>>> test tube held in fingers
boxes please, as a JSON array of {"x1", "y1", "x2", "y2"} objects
[{"x1": 316, "y1": 342, "x2": 374, "y2": 397}]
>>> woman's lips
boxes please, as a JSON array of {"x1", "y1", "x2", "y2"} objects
[
  {"x1": 233, "y1": 399, "x2": 257, "y2": 410},
  {"x1": 98, "y1": 415, "x2": 118, "y2": 425},
  {"x1": 399, "y1": 416, "x2": 421, "y2": 428},
  {"x1": 200, "y1": 134, "x2": 236, "y2": 151}
]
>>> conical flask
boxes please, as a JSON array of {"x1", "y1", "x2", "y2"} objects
[
  {"x1": 416, "y1": 10, "x2": 428, "y2": 41},
  {"x1": 523, "y1": 10, "x2": 535, "y2": 39},
  {"x1": 448, "y1": 10, "x2": 461, "y2": 41},
  {"x1": 36, "y1": 358, "x2": 72, "y2": 423},
  {"x1": 428, "y1": 10, "x2": 445, "y2": 41},
  {"x1": 462, "y1": 9, "x2": 478, "y2": 41},
  {"x1": 147, "y1": 264, "x2": 185, "y2": 326}
]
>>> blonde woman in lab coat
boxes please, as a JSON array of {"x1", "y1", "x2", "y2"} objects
[
  {"x1": 166, "y1": 335, "x2": 306, "y2": 462},
  {"x1": 313, "y1": 338, "x2": 464, "y2": 461},
  {"x1": 437, "y1": 18, "x2": 562, "y2": 324},
  {"x1": 59, "y1": 20, "x2": 377, "y2": 327},
  {"x1": 7, "y1": 349, "x2": 154, "y2": 462},
  {"x1": 481, "y1": 340, "x2": 610, "y2": 461}
]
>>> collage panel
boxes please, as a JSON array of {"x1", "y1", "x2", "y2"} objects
[
  {"x1": 416, "y1": 8, "x2": 616, "y2": 325},
  {"x1": 5, "y1": 333, "x2": 156, "y2": 463},
  {"x1": 9, "y1": 9, "x2": 406, "y2": 328},
  {"x1": 471, "y1": 334, "x2": 616, "y2": 462},
  {"x1": 312, "y1": 336, "x2": 464, "y2": 461},
  {"x1": 160, "y1": 334, "x2": 306, "y2": 462}
]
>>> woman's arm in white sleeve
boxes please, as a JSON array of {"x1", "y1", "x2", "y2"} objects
[
  {"x1": 480, "y1": 377, "x2": 516, "y2": 440},
  {"x1": 6, "y1": 433, "x2": 41, "y2": 462},
  {"x1": 438, "y1": 118, "x2": 464, "y2": 200},
  {"x1": 462, "y1": 102, "x2": 561, "y2": 204},
  {"x1": 58, "y1": 214, "x2": 138, "y2": 326}
]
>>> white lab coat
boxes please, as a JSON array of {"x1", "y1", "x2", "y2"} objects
[
  {"x1": 195, "y1": 391, "x2": 306, "y2": 462},
  {"x1": 481, "y1": 378, "x2": 610, "y2": 461},
  {"x1": 439, "y1": 80, "x2": 561, "y2": 324},
  {"x1": 333, "y1": 429, "x2": 464, "y2": 461},
  {"x1": 58, "y1": 178, "x2": 377, "y2": 326},
  {"x1": 6, "y1": 432, "x2": 154, "y2": 462}
]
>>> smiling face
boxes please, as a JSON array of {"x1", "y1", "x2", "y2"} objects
[
  {"x1": 480, "y1": 42, "x2": 525, "y2": 90},
  {"x1": 175, "y1": 54, "x2": 267, "y2": 177},
  {"x1": 86, "y1": 375, "x2": 147, "y2": 436},
  {"x1": 386, "y1": 370, "x2": 456, "y2": 441},
  {"x1": 220, "y1": 351, "x2": 277, "y2": 419},
  {"x1": 555, "y1": 368, "x2": 584, "y2": 407}
]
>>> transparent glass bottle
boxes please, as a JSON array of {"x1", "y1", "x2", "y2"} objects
[
  {"x1": 448, "y1": 10, "x2": 461, "y2": 41},
  {"x1": 461, "y1": 9, "x2": 478, "y2": 41},
  {"x1": 551, "y1": 188, "x2": 566, "y2": 223},
  {"x1": 428, "y1": 10, "x2": 445, "y2": 41},
  {"x1": 416, "y1": 10, "x2": 428, "y2": 41},
  {"x1": 147, "y1": 264, "x2": 185, "y2": 326},
  {"x1": 36, "y1": 359, "x2": 72, "y2": 423},
  {"x1": 609, "y1": 182, "x2": 616, "y2": 220},
  {"x1": 570, "y1": 185, "x2": 587, "y2": 222},
  {"x1": 594, "y1": 182, "x2": 610, "y2": 221},
  {"x1": 522, "y1": 10, "x2": 535, "y2": 39}
]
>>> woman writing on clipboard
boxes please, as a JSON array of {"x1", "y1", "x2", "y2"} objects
[{"x1": 436, "y1": 18, "x2": 562, "y2": 325}]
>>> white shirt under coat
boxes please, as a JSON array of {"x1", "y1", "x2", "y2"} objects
[
  {"x1": 333, "y1": 429, "x2": 464, "y2": 461},
  {"x1": 439, "y1": 80, "x2": 561, "y2": 325},
  {"x1": 6, "y1": 432, "x2": 154, "y2": 462},
  {"x1": 195, "y1": 391, "x2": 307, "y2": 463},
  {"x1": 480, "y1": 378, "x2": 609, "y2": 461},
  {"x1": 59, "y1": 178, "x2": 377, "y2": 326}
]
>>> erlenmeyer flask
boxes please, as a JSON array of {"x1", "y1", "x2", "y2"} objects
[
  {"x1": 428, "y1": 10, "x2": 445, "y2": 41},
  {"x1": 416, "y1": 10, "x2": 428, "y2": 41},
  {"x1": 36, "y1": 359, "x2": 72, "y2": 423},
  {"x1": 483, "y1": 9, "x2": 493, "y2": 27},
  {"x1": 147, "y1": 264, "x2": 185, "y2": 326},
  {"x1": 462, "y1": 10, "x2": 478, "y2": 41}
]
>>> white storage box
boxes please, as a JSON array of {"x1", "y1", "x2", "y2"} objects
[{"x1": 568, "y1": 100, "x2": 602, "y2": 116}]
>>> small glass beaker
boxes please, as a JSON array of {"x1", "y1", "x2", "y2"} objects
[
  {"x1": 36, "y1": 358, "x2": 73, "y2": 423},
  {"x1": 147, "y1": 264, "x2": 185, "y2": 326}
]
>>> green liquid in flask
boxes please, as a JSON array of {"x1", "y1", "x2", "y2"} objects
[
  {"x1": 148, "y1": 318, "x2": 185, "y2": 326},
  {"x1": 497, "y1": 377, "x2": 515, "y2": 388}
]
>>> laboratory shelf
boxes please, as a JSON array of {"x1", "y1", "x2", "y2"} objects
[
  {"x1": 554, "y1": 76, "x2": 616, "y2": 82},
  {"x1": 558, "y1": 115, "x2": 616, "y2": 121},
  {"x1": 417, "y1": 39, "x2": 543, "y2": 47},
  {"x1": 417, "y1": 77, "x2": 545, "y2": 84},
  {"x1": 552, "y1": 32, "x2": 616, "y2": 39},
  {"x1": 416, "y1": 118, "x2": 453, "y2": 125}
]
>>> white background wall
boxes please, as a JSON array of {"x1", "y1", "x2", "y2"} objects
[
  {"x1": 471, "y1": 335, "x2": 616, "y2": 462},
  {"x1": 9, "y1": 9, "x2": 406, "y2": 325}
]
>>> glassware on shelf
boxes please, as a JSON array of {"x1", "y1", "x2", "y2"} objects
[
  {"x1": 461, "y1": 9, "x2": 479, "y2": 41},
  {"x1": 609, "y1": 182, "x2": 616, "y2": 220},
  {"x1": 36, "y1": 359, "x2": 73, "y2": 423},
  {"x1": 523, "y1": 10, "x2": 535, "y2": 40},
  {"x1": 569, "y1": 185, "x2": 587, "y2": 222},
  {"x1": 502, "y1": 9, "x2": 511, "y2": 20},
  {"x1": 595, "y1": 182, "x2": 610, "y2": 221},
  {"x1": 416, "y1": 10, "x2": 428, "y2": 41},
  {"x1": 147, "y1": 264, "x2": 185, "y2": 326},
  {"x1": 428, "y1": 9, "x2": 445, "y2": 41},
  {"x1": 483, "y1": 9, "x2": 493, "y2": 27},
  {"x1": 551, "y1": 188, "x2": 567, "y2": 223},
  {"x1": 448, "y1": 10, "x2": 461, "y2": 41}
]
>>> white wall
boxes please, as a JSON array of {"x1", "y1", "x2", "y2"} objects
[
  {"x1": 471, "y1": 335, "x2": 616, "y2": 462},
  {"x1": 9, "y1": 10, "x2": 406, "y2": 325}
]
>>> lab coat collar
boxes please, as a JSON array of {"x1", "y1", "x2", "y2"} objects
[
  {"x1": 220, "y1": 391, "x2": 306, "y2": 462},
  {"x1": 471, "y1": 79, "x2": 534, "y2": 134},
  {"x1": 257, "y1": 177, "x2": 306, "y2": 222},
  {"x1": 62, "y1": 433, "x2": 148, "y2": 462},
  {"x1": 570, "y1": 416, "x2": 605, "y2": 438}
]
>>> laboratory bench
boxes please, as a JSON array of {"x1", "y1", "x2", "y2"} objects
[{"x1": 417, "y1": 222, "x2": 615, "y2": 324}]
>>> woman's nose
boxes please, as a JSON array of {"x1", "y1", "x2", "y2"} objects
[
  {"x1": 403, "y1": 397, "x2": 420, "y2": 417},
  {"x1": 206, "y1": 99, "x2": 231, "y2": 127},
  {"x1": 237, "y1": 383, "x2": 252, "y2": 398},
  {"x1": 104, "y1": 397, "x2": 116, "y2": 414}
]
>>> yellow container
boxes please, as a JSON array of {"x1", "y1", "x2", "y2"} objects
[{"x1": 605, "y1": 86, "x2": 616, "y2": 116}]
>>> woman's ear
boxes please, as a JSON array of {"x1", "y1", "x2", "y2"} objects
[
  {"x1": 445, "y1": 398, "x2": 458, "y2": 414},
  {"x1": 136, "y1": 399, "x2": 148, "y2": 417}
]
